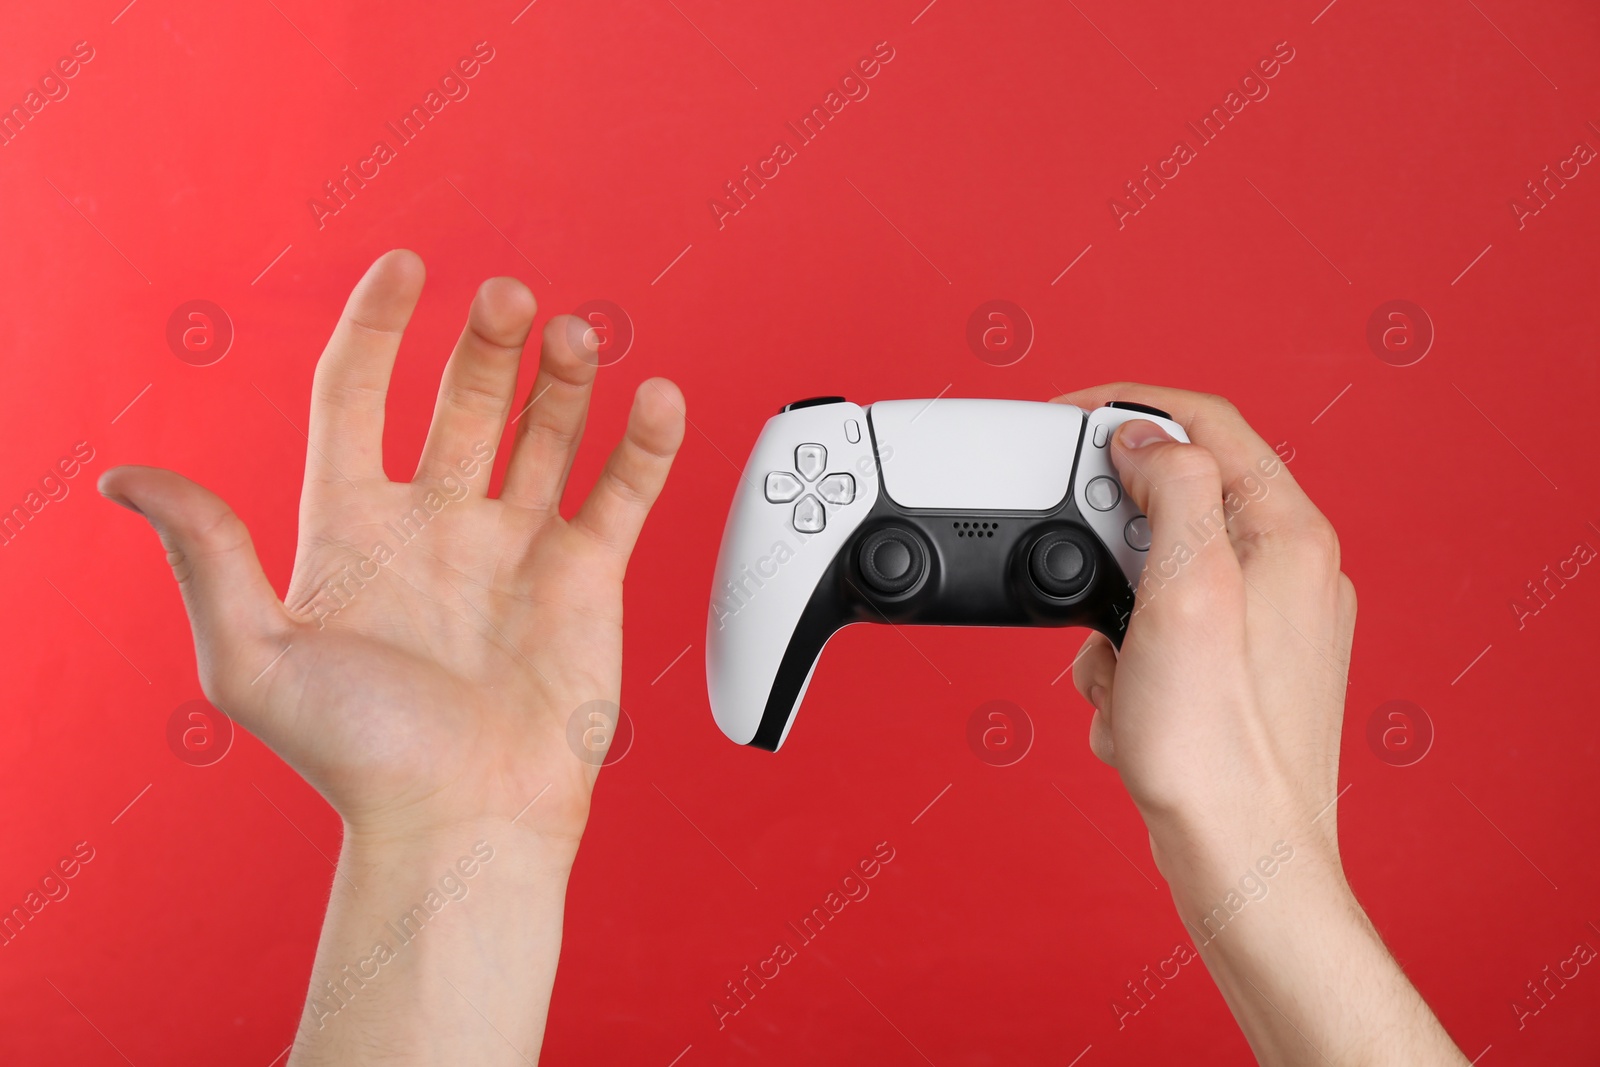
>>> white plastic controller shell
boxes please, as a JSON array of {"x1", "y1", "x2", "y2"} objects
[{"x1": 706, "y1": 398, "x2": 1188, "y2": 749}]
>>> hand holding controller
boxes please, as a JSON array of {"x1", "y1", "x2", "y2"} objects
[
  {"x1": 705, "y1": 387, "x2": 1466, "y2": 1065},
  {"x1": 705, "y1": 395, "x2": 1188, "y2": 750}
]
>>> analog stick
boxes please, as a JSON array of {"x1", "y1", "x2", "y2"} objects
[
  {"x1": 858, "y1": 527, "x2": 926, "y2": 595},
  {"x1": 1029, "y1": 530, "x2": 1094, "y2": 598}
]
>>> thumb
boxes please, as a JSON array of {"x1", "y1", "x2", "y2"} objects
[
  {"x1": 1108, "y1": 420, "x2": 1243, "y2": 624},
  {"x1": 98, "y1": 465, "x2": 291, "y2": 707}
]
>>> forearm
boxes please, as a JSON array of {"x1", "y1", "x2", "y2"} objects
[
  {"x1": 288, "y1": 818, "x2": 574, "y2": 1066},
  {"x1": 1154, "y1": 819, "x2": 1467, "y2": 1067}
]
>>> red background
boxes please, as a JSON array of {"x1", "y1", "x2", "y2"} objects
[{"x1": 2, "y1": 0, "x2": 1598, "y2": 1063}]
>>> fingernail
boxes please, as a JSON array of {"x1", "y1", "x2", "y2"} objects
[
  {"x1": 1089, "y1": 684, "x2": 1107, "y2": 711},
  {"x1": 1117, "y1": 419, "x2": 1172, "y2": 449},
  {"x1": 100, "y1": 491, "x2": 144, "y2": 516}
]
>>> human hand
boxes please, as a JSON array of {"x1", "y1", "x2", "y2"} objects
[
  {"x1": 100, "y1": 250, "x2": 685, "y2": 855},
  {"x1": 1058, "y1": 385, "x2": 1352, "y2": 878},
  {"x1": 1055, "y1": 385, "x2": 1464, "y2": 1065}
]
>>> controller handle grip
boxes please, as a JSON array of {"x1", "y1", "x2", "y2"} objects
[{"x1": 706, "y1": 401, "x2": 880, "y2": 748}]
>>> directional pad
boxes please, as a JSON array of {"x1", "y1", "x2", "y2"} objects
[
  {"x1": 792, "y1": 494, "x2": 825, "y2": 533},
  {"x1": 795, "y1": 444, "x2": 827, "y2": 482},
  {"x1": 818, "y1": 473, "x2": 854, "y2": 505},
  {"x1": 764, "y1": 443, "x2": 858, "y2": 533},
  {"x1": 765, "y1": 471, "x2": 802, "y2": 503}
]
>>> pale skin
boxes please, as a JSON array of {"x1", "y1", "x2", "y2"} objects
[
  {"x1": 1057, "y1": 385, "x2": 1467, "y2": 1066},
  {"x1": 100, "y1": 249, "x2": 684, "y2": 1063},
  {"x1": 100, "y1": 250, "x2": 1464, "y2": 1064}
]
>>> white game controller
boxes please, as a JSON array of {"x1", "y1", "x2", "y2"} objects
[{"x1": 705, "y1": 396, "x2": 1188, "y2": 750}]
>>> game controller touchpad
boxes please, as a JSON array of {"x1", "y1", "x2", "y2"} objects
[{"x1": 869, "y1": 399, "x2": 1083, "y2": 511}]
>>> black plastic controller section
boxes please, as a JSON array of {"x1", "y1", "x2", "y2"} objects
[
  {"x1": 1106, "y1": 400, "x2": 1172, "y2": 419},
  {"x1": 748, "y1": 407, "x2": 1138, "y2": 750},
  {"x1": 780, "y1": 396, "x2": 848, "y2": 413}
]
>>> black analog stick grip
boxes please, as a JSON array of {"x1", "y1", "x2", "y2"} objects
[
  {"x1": 857, "y1": 527, "x2": 926, "y2": 595},
  {"x1": 1029, "y1": 530, "x2": 1095, "y2": 598}
]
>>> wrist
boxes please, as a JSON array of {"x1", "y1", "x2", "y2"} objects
[
  {"x1": 1139, "y1": 796, "x2": 1351, "y2": 930},
  {"x1": 337, "y1": 767, "x2": 594, "y2": 872},
  {"x1": 340, "y1": 813, "x2": 581, "y2": 886},
  {"x1": 294, "y1": 815, "x2": 575, "y2": 1063}
]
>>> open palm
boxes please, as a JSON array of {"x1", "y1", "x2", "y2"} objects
[{"x1": 101, "y1": 250, "x2": 684, "y2": 850}]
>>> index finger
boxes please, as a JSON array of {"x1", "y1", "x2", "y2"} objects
[{"x1": 307, "y1": 249, "x2": 426, "y2": 484}]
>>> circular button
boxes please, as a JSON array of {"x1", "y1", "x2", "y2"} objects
[
  {"x1": 1125, "y1": 515, "x2": 1151, "y2": 551},
  {"x1": 1084, "y1": 476, "x2": 1121, "y2": 512},
  {"x1": 858, "y1": 527, "x2": 926, "y2": 595},
  {"x1": 1029, "y1": 530, "x2": 1095, "y2": 598}
]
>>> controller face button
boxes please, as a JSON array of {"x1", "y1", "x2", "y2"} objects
[
  {"x1": 765, "y1": 471, "x2": 803, "y2": 503},
  {"x1": 1124, "y1": 515, "x2": 1152, "y2": 552},
  {"x1": 1084, "y1": 475, "x2": 1122, "y2": 512},
  {"x1": 793, "y1": 494, "x2": 826, "y2": 533},
  {"x1": 1092, "y1": 423, "x2": 1111, "y2": 448},
  {"x1": 818, "y1": 473, "x2": 855, "y2": 505},
  {"x1": 845, "y1": 419, "x2": 862, "y2": 443},
  {"x1": 858, "y1": 527, "x2": 926, "y2": 595},
  {"x1": 795, "y1": 443, "x2": 827, "y2": 481},
  {"x1": 1028, "y1": 530, "x2": 1096, "y2": 598}
]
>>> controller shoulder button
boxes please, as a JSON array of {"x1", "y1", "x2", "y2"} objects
[
  {"x1": 781, "y1": 396, "x2": 848, "y2": 412},
  {"x1": 1106, "y1": 400, "x2": 1173, "y2": 420}
]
